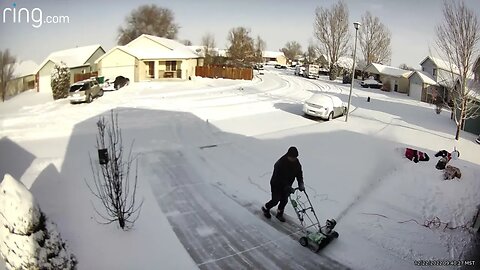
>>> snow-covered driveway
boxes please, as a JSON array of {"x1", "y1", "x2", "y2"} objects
[{"x1": 144, "y1": 150, "x2": 347, "y2": 270}]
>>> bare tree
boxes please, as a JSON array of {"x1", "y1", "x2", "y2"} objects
[
  {"x1": 0, "y1": 49, "x2": 17, "y2": 102},
  {"x1": 280, "y1": 41, "x2": 303, "y2": 63},
  {"x1": 201, "y1": 33, "x2": 217, "y2": 65},
  {"x1": 435, "y1": 0, "x2": 480, "y2": 140},
  {"x1": 226, "y1": 27, "x2": 255, "y2": 65},
  {"x1": 399, "y1": 63, "x2": 415, "y2": 71},
  {"x1": 254, "y1": 35, "x2": 266, "y2": 63},
  {"x1": 359, "y1": 11, "x2": 392, "y2": 65},
  {"x1": 304, "y1": 44, "x2": 318, "y2": 64},
  {"x1": 87, "y1": 110, "x2": 143, "y2": 230},
  {"x1": 314, "y1": 0, "x2": 350, "y2": 80},
  {"x1": 182, "y1": 39, "x2": 192, "y2": 46},
  {"x1": 117, "y1": 4, "x2": 179, "y2": 45}
]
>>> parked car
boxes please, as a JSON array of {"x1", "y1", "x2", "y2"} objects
[
  {"x1": 476, "y1": 134, "x2": 480, "y2": 144},
  {"x1": 253, "y1": 63, "x2": 264, "y2": 70},
  {"x1": 303, "y1": 93, "x2": 346, "y2": 120},
  {"x1": 103, "y1": 76, "x2": 130, "y2": 91},
  {"x1": 69, "y1": 79, "x2": 103, "y2": 104},
  {"x1": 294, "y1": 66, "x2": 306, "y2": 76},
  {"x1": 274, "y1": 64, "x2": 282, "y2": 69},
  {"x1": 360, "y1": 78, "x2": 383, "y2": 89}
]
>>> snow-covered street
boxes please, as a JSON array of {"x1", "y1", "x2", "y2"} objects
[{"x1": 1, "y1": 67, "x2": 479, "y2": 269}]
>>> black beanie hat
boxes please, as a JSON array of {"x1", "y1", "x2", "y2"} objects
[{"x1": 287, "y1": 146, "x2": 299, "y2": 157}]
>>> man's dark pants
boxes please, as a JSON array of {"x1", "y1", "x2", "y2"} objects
[{"x1": 265, "y1": 187, "x2": 288, "y2": 212}]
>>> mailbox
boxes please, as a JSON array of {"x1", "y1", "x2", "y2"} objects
[{"x1": 98, "y1": 149, "x2": 109, "y2": 165}]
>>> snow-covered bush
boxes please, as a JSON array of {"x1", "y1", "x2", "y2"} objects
[
  {"x1": 51, "y1": 62, "x2": 71, "y2": 100},
  {"x1": 0, "y1": 174, "x2": 77, "y2": 269}
]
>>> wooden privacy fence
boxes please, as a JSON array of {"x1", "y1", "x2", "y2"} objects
[
  {"x1": 196, "y1": 66, "x2": 253, "y2": 80},
  {"x1": 74, "y1": 72, "x2": 98, "y2": 83}
]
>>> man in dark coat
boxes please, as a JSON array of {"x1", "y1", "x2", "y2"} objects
[{"x1": 262, "y1": 146, "x2": 304, "y2": 222}]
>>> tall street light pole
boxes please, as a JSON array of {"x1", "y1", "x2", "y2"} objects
[{"x1": 346, "y1": 21, "x2": 361, "y2": 122}]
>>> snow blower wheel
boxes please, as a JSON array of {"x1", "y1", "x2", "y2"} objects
[
  {"x1": 299, "y1": 237, "x2": 308, "y2": 247},
  {"x1": 288, "y1": 187, "x2": 339, "y2": 252}
]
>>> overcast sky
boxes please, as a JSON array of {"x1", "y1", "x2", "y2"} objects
[{"x1": 1, "y1": 0, "x2": 480, "y2": 69}]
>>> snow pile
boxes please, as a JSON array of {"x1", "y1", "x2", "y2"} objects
[{"x1": 0, "y1": 174, "x2": 76, "y2": 270}]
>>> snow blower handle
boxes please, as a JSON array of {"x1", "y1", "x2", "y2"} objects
[{"x1": 293, "y1": 183, "x2": 305, "y2": 192}]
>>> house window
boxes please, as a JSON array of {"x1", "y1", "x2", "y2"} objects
[
  {"x1": 166, "y1": 61, "x2": 177, "y2": 71},
  {"x1": 433, "y1": 68, "x2": 437, "y2": 76}
]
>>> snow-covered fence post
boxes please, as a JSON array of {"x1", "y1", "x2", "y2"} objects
[
  {"x1": 51, "y1": 62, "x2": 71, "y2": 100},
  {"x1": 0, "y1": 174, "x2": 77, "y2": 269},
  {"x1": 87, "y1": 110, "x2": 143, "y2": 230}
]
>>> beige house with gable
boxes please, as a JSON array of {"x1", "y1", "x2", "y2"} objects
[
  {"x1": 96, "y1": 34, "x2": 201, "y2": 81},
  {"x1": 36, "y1": 45, "x2": 105, "y2": 94},
  {"x1": 262, "y1": 51, "x2": 287, "y2": 65},
  {"x1": 364, "y1": 63, "x2": 412, "y2": 93}
]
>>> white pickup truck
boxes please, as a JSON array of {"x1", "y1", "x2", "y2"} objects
[{"x1": 303, "y1": 64, "x2": 319, "y2": 79}]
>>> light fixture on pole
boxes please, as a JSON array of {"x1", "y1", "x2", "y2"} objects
[{"x1": 345, "y1": 21, "x2": 361, "y2": 122}]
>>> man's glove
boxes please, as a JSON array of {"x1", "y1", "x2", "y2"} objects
[{"x1": 298, "y1": 183, "x2": 305, "y2": 192}]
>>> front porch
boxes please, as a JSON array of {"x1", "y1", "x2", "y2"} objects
[{"x1": 142, "y1": 60, "x2": 183, "y2": 80}]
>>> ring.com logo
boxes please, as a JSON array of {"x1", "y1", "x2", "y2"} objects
[{"x1": 2, "y1": 3, "x2": 70, "y2": 28}]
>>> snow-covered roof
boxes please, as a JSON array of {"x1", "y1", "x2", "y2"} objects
[
  {"x1": 420, "y1": 56, "x2": 460, "y2": 74},
  {"x1": 187, "y1": 45, "x2": 206, "y2": 57},
  {"x1": 365, "y1": 63, "x2": 413, "y2": 78},
  {"x1": 139, "y1": 34, "x2": 200, "y2": 59},
  {"x1": 262, "y1": 51, "x2": 285, "y2": 58},
  {"x1": 408, "y1": 70, "x2": 438, "y2": 86},
  {"x1": 186, "y1": 46, "x2": 226, "y2": 58},
  {"x1": 216, "y1": 49, "x2": 227, "y2": 57},
  {"x1": 457, "y1": 78, "x2": 480, "y2": 101},
  {"x1": 11, "y1": 60, "x2": 37, "y2": 78},
  {"x1": 37, "y1": 45, "x2": 103, "y2": 72},
  {"x1": 97, "y1": 45, "x2": 201, "y2": 63}
]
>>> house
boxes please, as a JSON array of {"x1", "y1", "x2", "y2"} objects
[
  {"x1": 364, "y1": 63, "x2": 412, "y2": 93},
  {"x1": 262, "y1": 51, "x2": 286, "y2": 65},
  {"x1": 455, "y1": 57, "x2": 480, "y2": 135},
  {"x1": 97, "y1": 34, "x2": 201, "y2": 81},
  {"x1": 35, "y1": 45, "x2": 105, "y2": 94},
  {"x1": 6, "y1": 60, "x2": 38, "y2": 97},
  {"x1": 474, "y1": 57, "x2": 480, "y2": 81},
  {"x1": 453, "y1": 78, "x2": 480, "y2": 135},
  {"x1": 419, "y1": 56, "x2": 461, "y2": 103},
  {"x1": 407, "y1": 71, "x2": 438, "y2": 102},
  {"x1": 420, "y1": 56, "x2": 459, "y2": 84}
]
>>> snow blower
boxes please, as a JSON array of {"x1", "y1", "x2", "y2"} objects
[{"x1": 289, "y1": 187, "x2": 339, "y2": 252}]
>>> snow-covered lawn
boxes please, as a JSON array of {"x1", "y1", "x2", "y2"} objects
[{"x1": 1, "y1": 68, "x2": 479, "y2": 269}]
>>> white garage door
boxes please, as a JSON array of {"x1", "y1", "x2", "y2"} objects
[
  {"x1": 409, "y1": 82, "x2": 422, "y2": 101},
  {"x1": 101, "y1": 66, "x2": 135, "y2": 82},
  {"x1": 39, "y1": 73, "x2": 52, "y2": 94}
]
